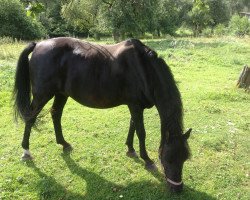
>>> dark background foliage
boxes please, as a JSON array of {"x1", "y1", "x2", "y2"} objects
[{"x1": 0, "y1": 0, "x2": 249, "y2": 40}]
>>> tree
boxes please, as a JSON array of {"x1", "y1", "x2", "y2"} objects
[
  {"x1": 61, "y1": 0, "x2": 158, "y2": 41},
  {"x1": 187, "y1": 0, "x2": 212, "y2": 36},
  {"x1": 25, "y1": 1, "x2": 45, "y2": 19},
  {"x1": 20, "y1": 0, "x2": 75, "y2": 37},
  {"x1": 0, "y1": 0, "x2": 46, "y2": 39},
  {"x1": 40, "y1": 0, "x2": 82, "y2": 37},
  {"x1": 99, "y1": 0, "x2": 158, "y2": 41},
  {"x1": 61, "y1": 0, "x2": 100, "y2": 36},
  {"x1": 226, "y1": 0, "x2": 250, "y2": 15},
  {"x1": 229, "y1": 15, "x2": 250, "y2": 36},
  {"x1": 207, "y1": 0, "x2": 230, "y2": 27},
  {"x1": 155, "y1": 0, "x2": 182, "y2": 36}
]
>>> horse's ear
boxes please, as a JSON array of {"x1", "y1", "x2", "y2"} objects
[{"x1": 183, "y1": 128, "x2": 192, "y2": 140}]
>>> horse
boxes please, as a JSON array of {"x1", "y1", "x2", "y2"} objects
[{"x1": 13, "y1": 37, "x2": 192, "y2": 193}]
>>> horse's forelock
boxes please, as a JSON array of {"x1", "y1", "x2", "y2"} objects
[{"x1": 160, "y1": 138, "x2": 190, "y2": 165}]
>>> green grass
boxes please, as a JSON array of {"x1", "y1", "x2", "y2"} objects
[{"x1": 0, "y1": 37, "x2": 249, "y2": 200}]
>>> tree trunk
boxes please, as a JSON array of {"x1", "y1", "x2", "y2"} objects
[
  {"x1": 113, "y1": 30, "x2": 120, "y2": 43},
  {"x1": 94, "y1": 32, "x2": 100, "y2": 41},
  {"x1": 237, "y1": 65, "x2": 250, "y2": 91},
  {"x1": 157, "y1": 28, "x2": 160, "y2": 37}
]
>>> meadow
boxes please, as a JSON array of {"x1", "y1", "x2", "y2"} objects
[{"x1": 0, "y1": 36, "x2": 249, "y2": 200}]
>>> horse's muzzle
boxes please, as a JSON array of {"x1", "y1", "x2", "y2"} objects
[{"x1": 166, "y1": 178, "x2": 183, "y2": 193}]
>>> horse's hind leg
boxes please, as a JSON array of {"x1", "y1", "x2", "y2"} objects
[
  {"x1": 128, "y1": 105, "x2": 157, "y2": 170},
  {"x1": 21, "y1": 95, "x2": 52, "y2": 160},
  {"x1": 125, "y1": 118, "x2": 138, "y2": 157},
  {"x1": 21, "y1": 117, "x2": 37, "y2": 160},
  {"x1": 51, "y1": 94, "x2": 72, "y2": 152}
]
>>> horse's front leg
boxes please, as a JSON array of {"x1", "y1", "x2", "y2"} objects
[
  {"x1": 125, "y1": 118, "x2": 138, "y2": 157},
  {"x1": 128, "y1": 105, "x2": 157, "y2": 170},
  {"x1": 51, "y1": 94, "x2": 72, "y2": 152}
]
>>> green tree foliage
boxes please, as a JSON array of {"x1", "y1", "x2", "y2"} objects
[
  {"x1": 156, "y1": 0, "x2": 182, "y2": 35},
  {"x1": 0, "y1": 0, "x2": 46, "y2": 40},
  {"x1": 40, "y1": 0, "x2": 79, "y2": 37},
  {"x1": 102, "y1": 0, "x2": 158, "y2": 40},
  {"x1": 61, "y1": 0, "x2": 159, "y2": 41},
  {"x1": 61, "y1": 0, "x2": 194, "y2": 40},
  {"x1": 2, "y1": 0, "x2": 250, "y2": 40},
  {"x1": 187, "y1": 0, "x2": 212, "y2": 36},
  {"x1": 25, "y1": 1, "x2": 45, "y2": 18},
  {"x1": 214, "y1": 23, "x2": 227, "y2": 36},
  {"x1": 21, "y1": 0, "x2": 86, "y2": 37},
  {"x1": 226, "y1": 0, "x2": 250, "y2": 15},
  {"x1": 207, "y1": 0, "x2": 230, "y2": 27},
  {"x1": 61, "y1": 0, "x2": 100, "y2": 36},
  {"x1": 229, "y1": 15, "x2": 250, "y2": 36}
]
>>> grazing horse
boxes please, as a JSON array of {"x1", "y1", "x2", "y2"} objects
[{"x1": 13, "y1": 37, "x2": 191, "y2": 193}]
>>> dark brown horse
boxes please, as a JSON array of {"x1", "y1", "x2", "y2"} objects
[{"x1": 13, "y1": 37, "x2": 191, "y2": 193}]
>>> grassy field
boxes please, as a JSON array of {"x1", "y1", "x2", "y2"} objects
[{"x1": 0, "y1": 37, "x2": 249, "y2": 200}]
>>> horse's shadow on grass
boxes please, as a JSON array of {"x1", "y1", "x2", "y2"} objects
[{"x1": 27, "y1": 154, "x2": 216, "y2": 200}]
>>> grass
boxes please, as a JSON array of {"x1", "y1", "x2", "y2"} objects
[{"x1": 0, "y1": 36, "x2": 249, "y2": 200}]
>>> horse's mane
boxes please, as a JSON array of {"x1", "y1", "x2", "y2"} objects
[
  {"x1": 130, "y1": 39, "x2": 183, "y2": 136},
  {"x1": 153, "y1": 58, "x2": 184, "y2": 136}
]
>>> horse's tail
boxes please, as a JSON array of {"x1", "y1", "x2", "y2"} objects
[{"x1": 13, "y1": 42, "x2": 36, "y2": 122}]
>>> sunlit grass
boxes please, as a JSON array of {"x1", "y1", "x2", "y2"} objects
[{"x1": 0, "y1": 37, "x2": 249, "y2": 199}]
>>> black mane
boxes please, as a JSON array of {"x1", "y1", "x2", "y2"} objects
[{"x1": 154, "y1": 57, "x2": 184, "y2": 135}]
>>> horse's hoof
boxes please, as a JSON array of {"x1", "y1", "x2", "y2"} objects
[
  {"x1": 63, "y1": 144, "x2": 73, "y2": 153},
  {"x1": 126, "y1": 150, "x2": 138, "y2": 158},
  {"x1": 145, "y1": 163, "x2": 157, "y2": 171},
  {"x1": 21, "y1": 153, "x2": 33, "y2": 161}
]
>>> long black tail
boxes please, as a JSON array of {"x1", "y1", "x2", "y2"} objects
[{"x1": 13, "y1": 42, "x2": 36, "y2": 122}]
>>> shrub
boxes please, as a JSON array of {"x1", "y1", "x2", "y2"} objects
[
  {"x1": 202, "y1": 27, "x2": 213, "y2": 37},
  {"x1": 176, "y1": 25, "x2": 193, "y2": 37},
  {"x1": 0, "y1": 0, "x2": 46, "y2": 40},
  {"x1": 214, "y1": 24, "x2": 227, "y2": 36},
  {"x1": 229, "y1": 15, "x2": 250, "y2": 37}
]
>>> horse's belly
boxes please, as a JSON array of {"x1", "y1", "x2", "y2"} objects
[
  {"x1": 69, "y1": 93, "x2": 124, "y2": 109},
  {"x1": 63, "y1": 68, "x2": 129, "y2": 108}
]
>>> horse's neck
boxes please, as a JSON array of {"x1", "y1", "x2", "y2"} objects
[
  {"x1": 155, "y1": 89, "x2": 183, "y2": 137},
  {"x1": 151, "y1": 58, "x2": 183, "y2": 136}
]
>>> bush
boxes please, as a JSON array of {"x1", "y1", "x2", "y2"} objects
[
  {"x1": 229, "y1": 15, "x2": 250, "y2": 37},
  {"x1": 214, "y1": 24, "x2": 227, "y2": 36},
  {"x1": 175, "y1": 25, "x2": 193, "y2": 37},
  {"x1": 0, "y1": 0, "x2": 46, "y2": 40},
  {"x1": 202, "y1": 27, "x2": 213, "y2": 37}
]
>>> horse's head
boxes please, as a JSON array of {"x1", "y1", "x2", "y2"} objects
[{"x1": 159, "y1": 128, "x2": 192, "y2": 193}]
